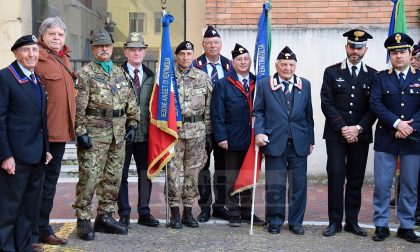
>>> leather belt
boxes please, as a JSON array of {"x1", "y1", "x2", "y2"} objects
[
  {"x1": 86, "y1": 108, "x2": 125, "y2": 118},
  {"x1": 183, "y1": 114, "x2": 204, "y2": 123}
]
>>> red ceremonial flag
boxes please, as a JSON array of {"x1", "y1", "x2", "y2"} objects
[{"x1": 147, "y1": 13, "x2": 181, "y2": 179}]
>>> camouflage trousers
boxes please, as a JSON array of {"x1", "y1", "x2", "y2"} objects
[
  {"x1": 73, "y1": 135, "x2": 125, "y2": 219},
  {"x1": 167, "y1": 136, "x2": 207, "y2": 207}
]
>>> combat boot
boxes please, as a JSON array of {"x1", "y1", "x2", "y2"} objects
[
  {"x1": 77, "y1": 218, "x2": 95, "y2": 241},
  {"x1": 170, "y1": 207, "x2": 182, "y2": 229},
  {"x1": 93, "y1": 213, "x2": 128, "y2": 235},
  {"x1": 182, "y1": 207, "x2": 199, "y2": 228}
]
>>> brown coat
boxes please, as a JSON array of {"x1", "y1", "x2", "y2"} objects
[{"x1": 35, "y1": 41, "x2": 76, "y2": 142}]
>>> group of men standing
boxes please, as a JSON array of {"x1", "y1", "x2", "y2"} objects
[
  {"x1": 1, "y1": 15, "x2": 420, "y2": 251},
  {"x1": 321, "y1": 30, "x2": 420, "y2": 243}
]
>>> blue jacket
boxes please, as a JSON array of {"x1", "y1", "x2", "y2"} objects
[
  {"x1": 211, "y1": 70, "x2": 256, "y2": 150},
  {"x1": 253, "y1": 74, "x2": 314, "y2": 157},
  {"x1": 370, "y1": 67, "x2": 420, "y2": 155},
  {"x1": 0, "y1": 61, "x2": 49, "y2": 164}
]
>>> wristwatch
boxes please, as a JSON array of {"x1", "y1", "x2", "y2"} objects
[{"x1": 356, "y1": 125, "x2": 363, "y2": 134}]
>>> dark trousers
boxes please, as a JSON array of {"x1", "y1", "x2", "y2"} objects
[
  {"x1": 34, "y1": 142, "x2": 66, "y2": 240},
  {"x1": 198, "y1": 140, "x2": 226, "y2": 212},
  {"x1": 225, "y1": 150, "x2": 251, "y2": 218},
  {"x1": 265, "y1": 140, "x2": 308, "y2": 226},
  {"x1": 118, "y1": 141, "x2": 152, "y2": 217},
  {"x1": 325, "y1": 140, "x2": 369, "y2": 224},
  {"x1": 0, "y1": 161, "x2": 43, "y2": 252},
  {"x1": 416, "y1": 172, "x2": 420, "y2": 217}
]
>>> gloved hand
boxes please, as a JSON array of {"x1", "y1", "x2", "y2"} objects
[
  {"x1": 124, "y1": 126, "x2": 137, "y2": 144},
  {"x1": 77, "y1": 134, "x2": 92, "y2": 149},
  {"x1": 205, "y1": 134, "x2": 213, "y2": 153}
]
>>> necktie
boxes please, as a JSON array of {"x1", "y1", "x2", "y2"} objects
[
  {"x1": 30, "y1": 73, "x2": 37, "y2": 84},
  {"x1": 29, "y1": 73, "x2": 41, "y2": 106},
  {"x1": 399, "y1": 72, "x2": 405, "y2": 87},
  {"x1": 243, "y1": 79, "x2": 249, "y2": 94},
  {"x1": 351, "y1": 65, "x2": 357, "y2": 79},
  {"x1": 210, "y1": 63, "x2": 219, "y2": 84},
  {"x1": 133, "y1": 68, "x2": 141, "y2": 94},
  {"x1": 281, "y1": 81, "x2": 290, "y2": 94}
]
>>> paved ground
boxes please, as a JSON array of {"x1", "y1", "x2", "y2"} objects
[{"x1": 40, "y1": 180, "x2": 420, "y2": 251}]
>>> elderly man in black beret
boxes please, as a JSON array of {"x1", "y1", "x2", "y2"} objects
[
  {"x1": 0, "y1": 35, "x2": 51, "y2": 252},
  {"x1": 253, "y1": 46, "x2": 314, "y2": 235},
  {"x1": 211, "y1": 43, "x2": 265, "y2": 228},
  {"x1": 166, "y1": 41, "x2": 213, "y2": 229}
]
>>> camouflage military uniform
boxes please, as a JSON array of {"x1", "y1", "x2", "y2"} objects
[
  {"x1": 73, "y1": 61, "x2": 139, "y2": 219},
  {"x1": 168, "y1": 67, "x2": 212, "y2": 207}
]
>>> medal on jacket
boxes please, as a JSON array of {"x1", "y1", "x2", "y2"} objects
[{"x1": 111, "y1": 84, "x2": 118, "y2": 94}]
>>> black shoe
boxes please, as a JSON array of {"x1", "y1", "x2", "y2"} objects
[
  {"x1": 323, "y1": 223, "x2": 342, "y2": 237},
  {"x1": 415, "y1": 216, "x2": 420, "y2": 226},
  {"x1": 289, "y1": 224, "x2": 305, "y2": 235},
  {"x1": 212, "y1": 209, "x2": 229, "y2": 220},
  {"x1": 138, "y1": 214, "x2": 159, "y2": 227},
  {"x1": 119, "y1": 215, "x2": 130, "y2": 227},
  {"x1": 181, "y1": 207, "x2": 199, "y2": 228},
  {"x1": 396, "y1": 228, "x2": 420, "y2": 243},
  {"x1": 344, "y1": 222, "x2": 367, "y2": 236},
  {"x1": 169, "y1": 207, "x2": 182, "y2": 229},
  {"x1": 197, "y1": 208, "x2": 211, "y2": 223},
  {"x1": 372, "y1": 226, "x2": 390, "y2": 241},
  {"x1": 268, "y1": 224, "x2": 281, "y2": 234},
  {"x1": 228, "y1": 216, "x2": 241, "y2": 227},
  {"x1": 94, "y1": 213, "x2": 128, "y2": 235},
  {"x1": 77, "y1": 218, "x2": 95, "y2": 241},
  {"x1": 241, "y1": 215, "x2": 267, "y2": 226}
]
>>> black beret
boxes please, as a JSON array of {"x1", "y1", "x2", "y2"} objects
[
  {"x1": 411, "y1": 44, "x2": 419, "y2": 56},
  {"x1": 384, "y1": 33, "x2": 414, "y2": 51},
  {"x1": 343, "y1": 29, "x2": 372, "y2": 48},
  {"x1": 203, "y1": 25, "x2": 220, "y2": 38},
  {"x1": 11, "y1": 35, "x2": 38, "y2": 51},
  {"x1": 231, "y1": 43, "x2": 249, "y2": 60},
  {"x1": 175, "y1": 41, "x2": 194, "y2": 54},
  {"x1": 277, "y1": 46, "x2": 297, "y2": 61}
]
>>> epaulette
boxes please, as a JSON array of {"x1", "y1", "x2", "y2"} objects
[{"x1": 410, "y1": 65, "x2": 416, "y2": 74}]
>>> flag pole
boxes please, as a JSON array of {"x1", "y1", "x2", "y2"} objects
[
  {"x1": 161, "y1": 0, "x2": 170, "y2": 228},
  {"x1": 249, "y1": 118, "x2": 259, "y2": 235},
  {"x1": 249, "y1": 0, "x2": 270, "y2": 235}
]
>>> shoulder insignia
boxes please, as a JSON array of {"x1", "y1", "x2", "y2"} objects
[
  {"x1": 361, "y1": 62, "x2": 368, "y2": 72},
  {"x1": 293, "y1": 76, "x2": 302, "y2": 90},
  {"x1": 270, "y1": 76, "x2": 282, "y2": 91},
  {"x1": 340, "y1": 59, "x2": 346, "y2": 70},
  {"x1": 7, "y1": 65, "x2": 29, "y2": 84},
  {"x1": 387, "y1": 68, "x2": 393, "y2": 74},
  {"x1": 410, "y1": 65, "x2": 416, "y2": 74},
  {"x1": 226, "y1": 63, "x2": 230, "y2": 71}
]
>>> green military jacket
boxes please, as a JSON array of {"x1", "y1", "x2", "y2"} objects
[
  {"x1": 175, "y1": 67, "x2": 212, "y2": 139},
  {"x1": 121, "y1": 62, "x2": 155, "y2": 142},
  {"x1": 75, "y1": 61, "x2": 139, "y2": 145}
]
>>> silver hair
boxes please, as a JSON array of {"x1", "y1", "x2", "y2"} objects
[{"x1": 39, "y1": 16, "x2": 67, "y2": 36}]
